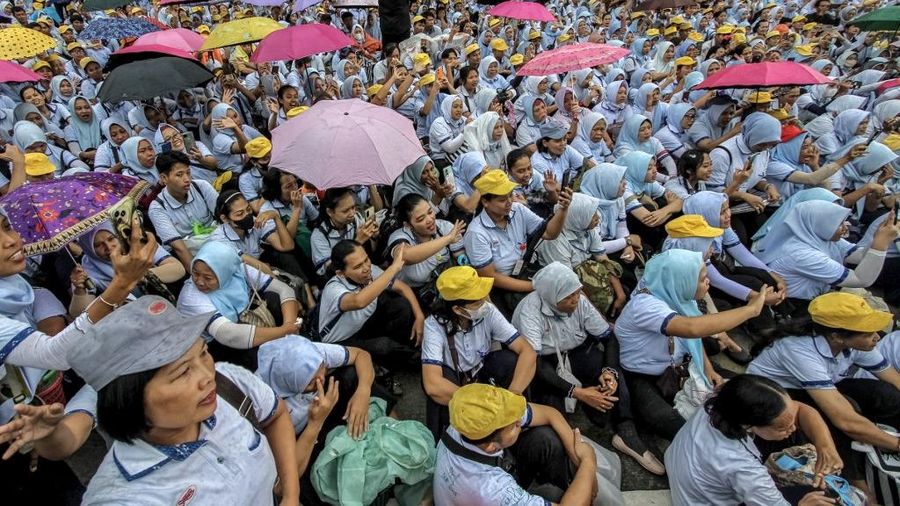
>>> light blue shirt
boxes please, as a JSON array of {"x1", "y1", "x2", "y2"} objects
[
  {"x1": 530, "y1": 147, "x2": 585, "y2": 184},
  {"x1": 421, "y1": 303, "x2": 519, "y2": 373},
  {"x1": 463, "y1": 203, "x2": 544, "y2": 275},
  {"x1": 616, "y1": 292, "x2": 687, "y2": 376},
  {"x1": 766, "y1": 241, "x2": 856, "y2": 300}
]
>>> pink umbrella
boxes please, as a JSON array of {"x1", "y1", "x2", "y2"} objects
[
  {"x1": 488, "y1": 1, "x2": 556, "y2": 22},
  {"x1": 132, "y1": 28, "x2": 204, "y2": 52},
  {"x1": 0, "y1": 60, "x2": 41, "y2": 83},
  {"x1": 695, "y1": 61, "x2": 832, "y2": 89},
  {"x1": 250, "y1": 23, "x2": 353, "y2": 63},
  {"x1": 517, "y1": 42, "x2": 630, "y2": 77},
  {"x1": 270, "y1": 99, "x2": 426, "y2": 189}
]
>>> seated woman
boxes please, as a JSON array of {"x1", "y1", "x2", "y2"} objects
[
  {"x1": 594, "y1": 79, "x2": 629, "y2": 140},
  {"x1": 616, "y1": 248, "x2": 766, "y2": 440},
  {"x1": 840, "y1": 142, "x2": 898, "y2": 225},
  {"x1": 751, "y1": 188, "x2": 844, "y2": 252},
  {"x1": 748, "y1": 292, "x2": 900, "y2": 497},
  {"x1": 507, "y1": 147, "x2": 561, "y2": 219},
  {"x1": 316, "y1": 240, "x2": 422, "y2": 384},
  {"x1": 64, "y1": 95, "x2": 102, "y2": 166},
  {"x1": 209, "y1": 103, "x2": 262, "y2": 175},
  {"x1": 256, "y1": 335, "x2": 395, "y2": 504},
  {"x1": 537, "y1": 193, "x2": 628, "y2": 314},
  {"x1": 310, "y1": 187, "x2": 374, "y2": 277},
  {"x1": 654, "y1": 103, "x2": 696, "y2": 160},
  {"x1": 154, "y1": 123, "x2": 220, "y2": 186},
  {"x1": 421, "y1": 266, "x2": 536, "y2": 438},
  {"x1": 627, "y1": 82, "x2": 668, "y2": 134},
  {"x1": 687, "y1": 96, "x2": 741, "y2": 152},
  {"x1": 512, "y1": 262, "x2": 663, "y2": 475},
  {"x1": 177, "y1": 242, "x2": 300, "y2": 368},
  {"x1": 428, "y1": 95, "x2": 468, "y2": 168},
  {"x1": 515, "y1": 96, "x2": 551, "y2": 151},
  {"x1": 208, "y1": 190, "x2": 296, "y2": 277},
  {"x1": 614, "y1": 114, "x2": 677, "y2": 177},
  {"x1": 93, "y1": 118, "x2": 130, "y2": 173},
  {"x1": 388, "y1": 194, "x2": 465, "y2": 290},
  {"x1": 766, "y1": 131, "x2": 862, "y2": 201},
  {"x1": 579, "y1": 163, "x2": 644, "y2": 266},
  {"x1": 618, "y1": 151, "x2": 682, "y2": 251},
  {"x1": 570, "y1": 112, "x2": 613, "y2": 164},
  {"x1": 120, "y1": 136, "x2": 160, "y2": 185},
  {"x1": 69, "y1": 297, "x2": 300, "y2": 505},
  {"x1": 666, "y1": 374, "x2": 843, "y2": 506},
  {"x1": 12, "y1": 120, "x2": 88, "y2": 176},
  {"x1": 259, "y1": 169, "x2": 319, "y2": 274},
  {"x1": 531, "y1": 119, "x2": 595, "y2": 185},
  {"x1": 757, "y1": 200, "x2": 900, "y2": 316},
  {"x1": 664, "y1": 149, "x2": 713, "y2": 199}
]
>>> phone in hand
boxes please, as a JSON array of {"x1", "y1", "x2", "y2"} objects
[
  {"x1": 364, "y1": 206, "x2": 375, "y2": 222},
  {"x1": 107, "y1": 197, "x2": 146, "y2": 255},
  {"x1": 894, "y1": 200, "x2": 899, "y2": 225},
  {"x1": 159, "y1": 141, "x2": 172, "y2": 153},
  {"x1": 182, "y1": 132, "x2": 195, "y2": 153}
]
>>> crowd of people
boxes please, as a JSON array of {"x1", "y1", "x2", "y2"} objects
[{"x1": 1, "y1": 0, "x2": 900, "y2": 504}]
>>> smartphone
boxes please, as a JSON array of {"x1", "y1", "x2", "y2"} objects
[
  {"x1": 261, "y1": 73, "x2": 276, "y2": 98},
  {"x1": 160, "y1": 141, "x2": 172, "y2": 153},
  {"x1": 441, "y1": 166, "x2": 455, "y2": 187},
  {"x1": 182, "y1": 132, "x2": 195, "y2": 153},
  {"x1": 107, "y1": 197, "x2": 146, "y2": 255},
  {"x1": 894, "y1": 200, "x2": 899, "y2": 225},
  {"x1": 364, "y1": 206, "x2": 375, "y2": 221}
]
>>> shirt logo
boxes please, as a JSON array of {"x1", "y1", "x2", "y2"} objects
[
  {"x1": 148, "y1": 301, "x2": 168, "y2": 315},
  {"x1": 176, "y1": 485, "x2": 196, "y2": 506}
]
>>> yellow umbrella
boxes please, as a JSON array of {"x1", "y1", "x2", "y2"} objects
[
  {"x1": 199, "y1": 17, "x2": 282, "y2": 51},
  {"x1": 0, "y1": 27, "x2": 56, "y2": 60}
]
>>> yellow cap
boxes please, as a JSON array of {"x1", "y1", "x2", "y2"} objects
[
  {"x1": 195, "y1": 24, "x2": 210, "y2": 34},
  {"x1": 680, "y1": 23, "x2": 692, "y2": 30},
  {"x1": 630, "y1": 12, "x2": 645, "y2": 19},
  {"x1": 412, "y1": 15, "x2": 425, "y2": 23},
  {"x1": 671, "y1": 16, "x2": 685, "y2": 24},
  {"x1": 33, "y1": 1, "x2": 44, "y2": 8},
  {"x1": 58, "y1": 24, "x2": 72, "y2": 33},
  {"x1": 24, "y1": 153, "x2": 55, "y2": 177},
  {"x1": 808, "y1": 292, "x2": 893, "y2": 333},
  {"x1": 413, "y1": 52, "x2": 432, "y2": 67},
  {"x1": 437, "y1": 266, "x2": 494, "y2": 302},
  {"x1": 474, "y1": 169, "x2": 517, "y2": 196},
  {"x1": 558, "y1": 33, "x2": 572, "y2": 42},
  {"x1": 31, "y1": 60, "x2": 50, "y2": 71},
  {"x1": 664, "y1": 26, "x2": 678, "y2": 36},
  {"x1": 510, "y1": 53, "x2": 524, "y2": 66},
  {"x1": 766, "y1": 30, "x2": 781, "y2": 39},
  {"x1": 646, "y1": 28, "x2": 660, "y2": 37},
  {"x1": 746, "y1": 90, "x2": 773, "y2": 104},
  {"x1": 449, "y1": 384, "x2": 525, "y2": 440},
  {"x1": 464, "y1": 43, "x2": 479, "y2": 56},
  {"x1": 366, "y1": 84, "x2": 382, "y2": 96},
  {"x1": 769, "y1": 108, "x2": 790, "y2": 121},
  {"x1": 675, "y1": 56, "x2": 695, "y2": 67},
  {"x1": 66, "y1": 41, "x2": 84, "y2": 52},
  {"x1": 244, "y1": 137, "x2": 272, "y2": 158},
  {"x1": 528, "y1": 29, "x2": 541, "y2": 40},
  {"x1": 716, "y1": 25, "x2": 734, "y2": 35},
  {"x1": 491, "y1": 38, "x2": 509, "y2": 51},
  {"x1": 418, "y1": 73, "x2": 435, "y2": 87},
  {"x1": 792, "y1": 15, "x2": 807, "y2": 23},
  {"x1": 79, "y1": 57, "x2": 98, "y2": 70},
  {"x1": 688, "y1": 31, "x2": 704, "y2": 42},
  {"x1": 488, "y1": 18, "x2": 501, "y2": 28},
  {"x1": 191, "y1": 6, "x2": 202, "y2": 13},
  {"x1": 129, "y1": 6, "x2": 143, "y2": 14},
  {"x1": 103, "y1": 9, "x2": 114, "y2": 15},
  {"x1": 213, "y1": 171, "x2": 233, "y2": 192},
  {"x1": 212, "y1": 14, "x2": 222, "y2": 21},
  {"x1": 883, "y1": 133, "x2": 900, "y2": 152},
  {"x1": 734, "y1": 27, "x2": 746, "y2": 34},
  {"x1": 802, "y1": 22, "x2": 817, "y2": 31},
  {"x1": 795, "y1": 44, "x2": 813, "y2": 57},
  {"x1": 664, "y1": 215, "x2": 724, "y2": 239},
  {"x1": 286, "y1": 106, "x2": 309, "y2": 119},
  {"x1": 732, "y1": 33, "x2": 746, "y2": 44}
]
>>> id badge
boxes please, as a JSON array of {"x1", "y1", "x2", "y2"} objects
[{"x1": 511, "y1": 258, "x2": 525, "y2": 276}]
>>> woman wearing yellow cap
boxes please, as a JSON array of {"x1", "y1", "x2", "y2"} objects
[
  {"x1": 421, "y1": 265, "x2": 536, "y2": 438},
  {"x1": 748, "y1": 291, "x2": 900, "y2": 495}
]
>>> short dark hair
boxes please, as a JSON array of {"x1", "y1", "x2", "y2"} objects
[
  {"x1": 705, "y1": 374, "x2": 788, "y2": 440},
  {"x1": 12, "y1": 6, "x2": 24, "y2": 13},
  {"x1": 97, "y1": 368, "x2": 159, "y2": 442},
  {"x1": 277, "y1": 84, "x2": 298, "y2": 101},
  {"x1": 69, "y1": 13, "x2": 84, "y2": 22},
  {"x1": 261, "y1": 168, "x2": 295, "y2": 203},
  {"x1": 676, "y1": 149, "x2": 706, "y2": 181},
  {"x1": 330, "y1": 239, "x2": 363, "y2": 272},
  {"x1": 396, "y1": 193, "x2": 427, "y2": 223},
  {"x1": 460, "y1": 427, "x2": 505, "y2": 446},
  {"x1": 215, "y1": 189, "x2": 246, "y2": 221},
  {"x1": 341, "y1": 11, "x2": 353, "y2": 19},
  {"x1": 812, "y1": 323, "x2": 869, "y2": 341},
  {"x1": 18, "y1": 85, "x2": 38, "y2": 101},
  {"x1": 441, "y1": 47, "x2": 458, "y2": 60},
  {"x1": 155, "y1": 150, "x2": 190, "y2": 175}
]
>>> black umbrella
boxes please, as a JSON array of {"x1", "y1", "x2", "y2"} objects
[
  {"x1": 84, "y1": 0, "x2": 132, "y2": 11},
  {"x1": 98, "y1": 56, "x2": 213, "y2": 103}
]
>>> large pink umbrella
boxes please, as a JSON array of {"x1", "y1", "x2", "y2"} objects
[
  {"x1": 250, "y1": 23, "x2": 353, "y2": 63},
  {"x1": 132, "y1": 28, "x2": 204, "y2": 52},
  {"x1": 695, "y1": 61, "x2": 832, "y2": 89},
  {"x1": 270, "y1": 99, "x2": 425, "y2": 189},
  {"x1": 488, "y1": 0, "x2": 555, "y2": 22},
  {"x1": 0, "y1": 60, "x2": 41, "y2": 83},
  {"x1": 517, "y1": 42, "x2": 630, "y2": 76}
]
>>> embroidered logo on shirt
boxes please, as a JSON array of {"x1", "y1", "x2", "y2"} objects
[
  {"x1": 176, "y1": 485, "x2": 196, "y2": 506},
  {"x1": 149, "y1": 301, "x2": 168, "y2": 315}
]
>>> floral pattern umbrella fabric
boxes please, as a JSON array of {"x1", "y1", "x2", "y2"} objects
[
  {"x1": 0, "y1": 173, "x2": 148, "y2": 256},
  {"x1": 78, "y1": 17, "x2": 162, "y2": 40}
]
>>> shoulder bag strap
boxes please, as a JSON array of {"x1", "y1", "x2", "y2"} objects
[{"x1": 214, "y1": 371, "x2": 260, "y2": 431}]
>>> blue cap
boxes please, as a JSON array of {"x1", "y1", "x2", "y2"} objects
[{"x1": 539, "y1": 119, "x2": 568, "y2": 140}]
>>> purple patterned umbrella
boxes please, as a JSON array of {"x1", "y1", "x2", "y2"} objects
[{"x1": 0, "y1": 172, "x2": 148, "y2": 256}]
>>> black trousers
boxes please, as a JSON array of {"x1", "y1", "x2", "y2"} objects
[
  {"x1": 788, "y1": 378, "x2": 900, "y2": 481},
  {"x1": 0, "y1": 449, "x2": 84, "y2": 505},
  {"x1": 425, "y1": 349, "x2": 520, "y2": 440},
  {"x1": 343, "y1": 291, "x2": 417, "y2": 372},
  {"x1": 507, "y1": 426, "x2": 578, "y2": 502}
]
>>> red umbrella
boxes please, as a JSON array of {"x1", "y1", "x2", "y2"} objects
[
  {"x1": 517, "y1": 43, "x2": 630, "y2": 77},
  {"x1": 0, "y1": 60, "x2": 42, "y2": 83},
  {"x1": 694, "y1": 61, "x2": 832, "y2": 90},
  {"x1": 488, "y1": 1, "x2": 556, "y2": 22},
  {"x1": 250, "y1": 23, "x2": 353, "y2": 63},
  {"x1": 132, "y1": 27, "x2": 204, "y2": 52},
  {"x1": 877, "y1": 78, "x2": 900, "y2": 94},
  {"x1": 105, "y1": 44, "x2": 197, "y2": 71}
]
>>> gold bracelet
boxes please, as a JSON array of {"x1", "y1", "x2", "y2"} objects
[{"x1": 97, "y1": 294, "x2": 120, "y2": 310}]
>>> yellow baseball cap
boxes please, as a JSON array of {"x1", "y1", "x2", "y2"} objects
[
  {"x1": 33, "y1": 1, "x2": 44, "y2": 9},
  {"x1": 630, "y1": 12, "x2": 645, "y2": 19},
  {"x1": 488, "y1": 18, "x2": 501, "y2": 28},
  {"x1": 129, "y1": 6, "x2": 144, "y2": 14},
  {"x1": 474, "y1": 169, "x2": 517, "y2": 196},
  {"x1": 808, "y1": 292, "x2": 893, "y2": 333},
  {"x1": 688, "y1": 31, "x2": 704, "y2": 42},
  {"x1": 558, "y1": 33, "x2": 572, "y2": 43},
  {"x1": 24, "y1": 153, "x2": 55, "y2": 177},
  {"x1": 418, "y1": 73, "x2": 435, "y2": 87},
  {"x1": 79, "y1": 57, "x2": 98, "y2": 70},
  {"x1": 734, "y1": 27, "x2": 747, "y2": 34},
  {"x1": 665, "y1": 215, "x2": 724, "y2": 239},
  {"x1": 191, "y1": 6, "x2": 203, "y2": 13},
  {"x1": 244, "y1": 137, "x2": 272, "y2": 158},
  {"x1": 675, "y1": 56, "x2": 695, "y2": 67},
  {"x1": 449, "y1": 384, "x2": 526, "y2": 440},
  {"x1": 412, "y1": 15, "x2": 425, "y2": 23},
  {"x1": 795, "y1": 44, "x2": 814, "y2": 57},
  {"x1": 792, "y1": 15, "x2": 807, "y2": 23},
  {"x1": 664, "y1": 25, "x2": 678, "y2": 36},
  {"x1": 646, "y1": 28, "x2": 660, "y2": 37},
  {"x1": 31, "y1": 60, "x2": 50, "y2": 71},
  {"x1": 58, "y1": 24, "x2": 72, "y2": 33},
  {"x1": 464, "y1": 43, "x2": 480, "y2": 56},
  {"x1": 528, "y1": 29, "x2": 541, "y2": 40},
  {"x1": 716, "y1": 25, "x2": 734, "y2": 35},
  {"x1": 437, "y1": 266, "x2": 494, "y2": 302},
  {"x1": 766, "y1": 30, "x2": 782, "y2": 39},
  {"x1": 671, "y1": 15, "x2": 685, "y2": 24},
  {"x1": 413, "y1": 52, "x2": 432, "y2": 67},
  {"x1": 286, "y1": 106, "x2": 309, "y2": 119},
  {"x1": 490, "y1": 38, "x2": 509, "y2": 51},
  {"x1": 732, "y1": 33, "x2": 747, "y2": 44},
  {"x1": 769, "y1": 108, "x2": 790, "y2": 121},
  {"x1": 746, "y1": 90, "x2": 773, "y2": 104},
  {"x1": 66, "y1": 41, "x2": 84, "y2": 52},
  {"x1": 197, "y1": 24, "x2": 210, "y2": 34},
  {"x1": 366, "y1": 84, "x2": 382, "y2": 96},
  {"x1": 802, "y1": 22, "x2": 817, "y2": 31},
  {"x1": 510, "y1": 54, "x2": 524, "y2": 66},
  {"x1": 680, "y1": 22, "x2": 693, "y2": 31},
  {"x1": 883, "y1": 133, "x2": 900, "y2": 152}
]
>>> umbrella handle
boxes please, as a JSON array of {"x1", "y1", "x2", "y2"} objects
[{"x1": 63, "y1": 244, "x2": 95, "y2": 291}]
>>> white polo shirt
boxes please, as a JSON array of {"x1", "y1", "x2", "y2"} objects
[
  {"x1": 615, "y1": 292, "x2": 689, "y2": 376},
  {"x1": 147, "y1": 180, "x2": 219, "y2": 246},
  {"x1": 421, "y1": 303, "x2": 520, "y2": 374},
  {"x1": 464, "y1": 203, "x2": 544, "y2": 275},
  {"x1": 317, "y1": 266, "x2": 389, "y2": 344},
  {"x1": 665, "y1": 409, "x2": 792, "y2": 506},
  {"x1": 530, "y1": 147, "x2": 585, "y2": 183},
  {"x1": 512, "y1": 292, "x2": 612, "y2": 355},
  {"x1": 857, "y1": 331, "x2": 900, "y2": 380},
  {"x1": 207, "y1": 222, "x2": 276, "y2": 260},
  {"x1": 766, "y1": 241, "x2": 856, "y2": 301},
  {"x1": 387, "y1": 220, "x2": 464, "y2": 288},
  {"x1": 310, "y1": 216, "x2": 364, "y2": 275},
  {"x1": 82, "y1": 362, "x2": 279, "y2": 506},
  {"x1": 747, "y1": 335, "x2": 889, "y2": 390}
]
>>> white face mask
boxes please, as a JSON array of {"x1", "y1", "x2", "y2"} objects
[{"x1": 462, "y1": 302, "x2": 490, "y2": 321}]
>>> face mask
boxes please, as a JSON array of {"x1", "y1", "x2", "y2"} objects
[
  {"x1": 354, "y1": 33, "x2": 364, "y2": 42},
  {"x1": 234, "y1": 215, "x2": 255, "y2": 231},
  {"x1": 462, "y1": 302, "x2": 490, "y2": 321}
]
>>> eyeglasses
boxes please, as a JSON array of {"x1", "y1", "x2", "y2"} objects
[{"x1": 163, "y1": 132, "x2": 183, "y2": 142}]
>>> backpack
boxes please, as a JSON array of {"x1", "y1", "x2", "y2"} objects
[{"x1": 573, "y1": 258, "x2": 623, "y2": 315}]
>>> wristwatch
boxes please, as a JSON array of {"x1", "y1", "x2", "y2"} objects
[{"x1": 625, "y1": 238, "x2": 633, "y2": 247}]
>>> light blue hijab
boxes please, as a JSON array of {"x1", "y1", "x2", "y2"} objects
[
  {"x1": 633, "y1": 83, "x2": 666, "y2": 132},
  {"x1": 771, "y1": 132, "x2": 808, "y2": 167},
  {"x1": 571, "y1": 112, "x2": 611, "y2": 161},
  {"x1": 67, "y1": 95, "x2": 102, "y2": 149},
  {"x1": 741, "y1": 112, "x2": 782, "y2": 149},
  {"x1": 580, "y1": 163, "x2": 627, "y2": 239},
  {"x1": 256, "y1": 335, "x2": 325, "y2": 431},
  {"x1": 192, "y1": 241, "x2": 250, "y2": 322},
  {"x1": 618, "y1": 150, "x2": 655, "y2": 196},
  {"x1": 615, "y1": 114, "x2": 655, "y2": 156},
  {"x1": 756, "y1": 200, "x2": 851, "y2": 264},
  {"x1": 120, "y1": 136, "x2": 159, "y2": 181},
  {"x1": 642, "y1": 249, "x2": 709, "y2": 386},
  {"x1": 630, "y1": 37, "x2": 649, "y2": 65},
  {"x1": 751, "y1": 188, "x2": 842, "y2": 245}
]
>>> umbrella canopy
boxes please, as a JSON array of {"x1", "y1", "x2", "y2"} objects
[
  {"x1": 84, "y1": 0, "x2": 131, "y2": 11},
  {"x1": 695, "y1": 61, "x2": 831, "y2": 89},
  {"x1": 635, "y1": 0, "x2": 697, "y2": 11},
  {"x1": 0, "y1": 61, "x2": 42, "y2": 83},
  {"x1": 0, "y1": 27, "x2": 56, "y2": 60},
  {"x1": 848, "y1": 6, "x2": 900, "y2": 31},
  {"x1": 105, "y1": 44, "x2": 198, "y2": 72},
  {"x1": 251, "y1": 24, "x2": 353, "y2": 63},
  {"x1": 517, "y1": 42, "x2": 630, "y2": 77},
  {"x1": 199, "y1": 17, "x2": 282, "y2": 51},
  {"x1": 488, "y1": 1, "x2": 555, "y2": 22},
  {"x1": 242, "y1": 0, "x2": 284, "y2": 5},
  {"x1": 132, "y1": 28, "x2": 205, "y2": 52},
  {"x1": 270, "y1": 99, "x2": 426, "y2": 189},
  {"x1": 98, "y1": 56, "x2": 213, "y2": 103},
  {"x1": 79, "y1": 17, "x2": 162, "y2": 41},
  {"x1": 0, "y1": 173, "x2": 148, "y2": 256}
]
